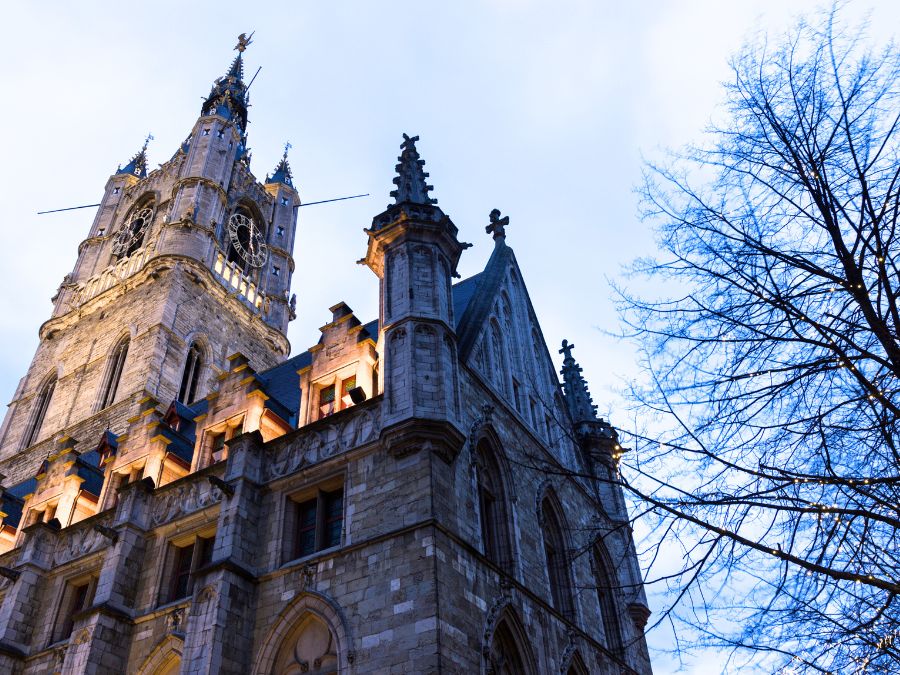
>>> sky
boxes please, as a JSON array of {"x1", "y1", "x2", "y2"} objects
[{"x1": 2, "y1": 2, "x2": 898, "y2": 672}]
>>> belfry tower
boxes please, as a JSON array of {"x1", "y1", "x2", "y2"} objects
[{"x1": 0, "y1": 36, "x2": 300, "y2": 462}]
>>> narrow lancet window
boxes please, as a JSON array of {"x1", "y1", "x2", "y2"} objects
[
  {"x1": 178, "y1": 343, "x2": 203, "y2": 404},
  {"x1": 23, "y1": 375, "x2": 56, "y2": 448},
  {"x1": 100, "y1": 338, "x2": 129, "y2": 409}
]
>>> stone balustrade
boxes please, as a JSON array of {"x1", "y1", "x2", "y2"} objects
[
  {"x1": 212, "y1": 251, "x2": 266, "y2": 312},
  {"x1": 74, "y1": 247, "x2": 150, "y2": 306}
]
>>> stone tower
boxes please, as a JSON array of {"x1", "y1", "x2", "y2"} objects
[
  {"x1": 0, "y1": 41, "x2": 652, "y2": 675},
  {"x1": 362, "y1": 133, "x2": 468, "y2": 461},
  {"x1": 0, "y1": 38, "x2": 299, "y2": 465}
]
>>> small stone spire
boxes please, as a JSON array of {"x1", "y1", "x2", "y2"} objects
[
  {"x1": 485, "y1": 209, "x2": 510, "y2": 244},
  {"x1": 266, "y1": 141, "x2": 294, "y2": 187},
  {"x1": 390, "y1": 133, "x2": 437, "y2": 205},
  {"x1": 200, "y1": 33, "x2": 253, "y2": 132},
  {"x1": 116, "y1": 133, "x2": 153, "y2": 178},
  {"x1": 559, "y1": 339, "x2": 598, "y2": 423}
]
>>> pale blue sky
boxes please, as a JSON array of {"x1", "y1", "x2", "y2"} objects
[{"x1": 2, "y1": 2, "x2": 897, "y2": 671}]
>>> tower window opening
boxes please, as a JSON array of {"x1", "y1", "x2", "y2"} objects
[
  {"x1": 280, "y1": 197, "x2": 289, "y2": 207},
  {"x1": 276, "y1": 225, "x2": 285, "y2": 236},
  {"x1": 23, "y1": 375, "x2": 56, "y2": 449},
  {"x1": 99, "y1": 338, "x2": 129, "y2": 410},
  {"x1": 272, "y1": 265, "x2": 281, "y2": 277},
  {"x1": 113, "y1": 187, "x2": 120, "y2": 195},
  {"x1": 202, "y1": 128, "x2": 210, "y2": 136},
  {"x1": 216, "y1": 129, "x2": 225, "y2": 138},
  {"x1": 178, "y1": 343, "x2": 203, "y2": 404}
]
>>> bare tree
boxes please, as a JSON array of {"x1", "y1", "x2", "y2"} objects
[{"x1": 617, "y1": 6, "x2": 900, "y2": 673}]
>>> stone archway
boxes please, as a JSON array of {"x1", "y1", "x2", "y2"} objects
[
  {"x1": 137, "y1": 634, "x2": 183, "y2": 675},
  {"x1": 253, "y1": 591, "x2": 352, "y2": 675}
]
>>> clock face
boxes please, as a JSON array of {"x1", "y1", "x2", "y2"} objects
[
  {"x1": 227, "y1": 212, "x2": 268, "y2": 267},
  {"x1": 112, "y1": 206, "x2": 153, "y2": 257}
]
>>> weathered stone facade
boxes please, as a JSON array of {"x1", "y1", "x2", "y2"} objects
[{"x1": 0, "y1": 40, "x2": 652, "y2": 674}]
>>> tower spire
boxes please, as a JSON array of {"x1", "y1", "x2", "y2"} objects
[
  {"x1": 559, "y1": 339, "x2": 598, "y2": 423},
  {"x1": 266, "y1": 141, "x2": 294, "y2": 187},
  {"x1": 116, "y1": 133, "x2": 153, "y2": 178},
  {"x1": 390, "y1": 133, "x2": 437, "y2": 205},
  {"x1": 200, "y1": 33, "x2": 253, "y2": 133}
]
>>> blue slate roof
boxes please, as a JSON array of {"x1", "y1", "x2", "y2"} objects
[{"x1": 257, "y1": 273, "x2": 484, "y2": 423}]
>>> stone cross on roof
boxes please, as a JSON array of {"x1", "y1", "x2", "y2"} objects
[
  {"x1": 559, "y1": 339, "x2": 575, "y2": 361},
  {"x1": 486, "y1": 209, "x2": 509, "y2": 242}
]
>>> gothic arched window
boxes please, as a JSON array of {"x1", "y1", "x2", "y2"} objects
[
  {"x1": 594, "y1": 544, "x2": 624, "y2": 656},
  {"x1": 489, "y1": 319, "x2": 508, "y2": 396},
  {"x1": 178, "y1": 342, "x2": 203, "y2": 404},
  {"x1": 272, "y1": 613, "x2": 338, "y2": 675},
  {"x1": 99, "y1": 337, "x2": 129, "y2": 410},
  {"x1": 476, "y1": 439, "x2": 513, "y2": 570},
  {"x1": 23, "y1": 374, "x2": 56, "y2": 448},
  {"x1": 486, "y1": 611, "x2": 535, "y2": 675},
  {"x1": 541, "y1": 495, "x2": 575, "y2": 619},
  {"x1": 112, "y1": 199, "x2": 154, "y2": 259}
]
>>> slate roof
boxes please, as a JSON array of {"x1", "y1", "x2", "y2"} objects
[
  {"x1": 0, "y1": 271, "x2": 491, "y2": 528},
  {"x1": 257, "y1": 272, "x2": 486, "y2": 423}
]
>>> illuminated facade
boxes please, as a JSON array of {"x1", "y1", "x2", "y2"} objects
[{"x1": 0, "y1": 38, "x2": 651, "y2": 674}]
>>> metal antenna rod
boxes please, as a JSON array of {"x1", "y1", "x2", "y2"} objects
[
  {"x1": 37, "y1": 203, "x2": 101, "y2": 215},
  {"x1": 298, "y1": 193, "x2": 369, "y2": 208},
  {"x1": 245, "y1": 66, "x2": 262, "y2": 92},
  {"x1": 38, "y1": 193, "x2": 369, "y2": 215}
]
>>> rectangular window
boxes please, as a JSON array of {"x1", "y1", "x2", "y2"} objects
[
  {"x1": 170, "y1": 542, "x2": 194, "y2": 601},
  {"x1": 53, "y1": 576, "x2": 97, "y2": 643},
  {"x1": 318, "y1": 384, "x2": 336, "y2": 419},
  {"x1": 340, "y1": 376, "x2": 357, "y2": 410},
  {"x1": 295, "y1": 498, "x2": 318, "y2": 557},
  {"x1": 211, "y1": 432, "x2": 226, "y2": 463},
  {"x1": 163, "y1": 534, "x2": 215, "y2": 604},
  {"x1": 323, "y1": 490, "x2": 344, "y2": 548},
  {"x1": 290, "y1": 488, "x2": 344, "y2": 560}
]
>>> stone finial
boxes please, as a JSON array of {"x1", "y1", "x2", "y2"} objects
[
  {"x1": 390, "y1": 133, "x2": 437, "y2": 205},
  {"x1": 559, "y1": 339, "x2": 598, "y2": 423},
  {"x1": 485, "y1": 209, "x2": 509, "y2": 243}
]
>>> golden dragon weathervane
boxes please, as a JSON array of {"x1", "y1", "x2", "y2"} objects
[{"x1": 235, "y1": 32, "x2": 254, "y2": 53}]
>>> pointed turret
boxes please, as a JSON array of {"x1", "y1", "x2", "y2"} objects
[
  {"x1": 200, "y1": 33, "x2": 253, "y2": 133},
  {"x1": 390, "y1": 133, "x2": 436, "y2": 205},
  {"x1": 116, "y1": 134, "x2": 152, "y2": 179},
  {"x1": 559, "y1": 340, "x2": 598, "y2": 422},
  {"x1": 266, "y1": 142, "x2": 294, "y2": 188},
  {"x1": 559, "y1": 339, "x2": 624, "y2": 471},
  {"x1": 362, "y1": 133, "x2": 469, "y2": 461}
]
